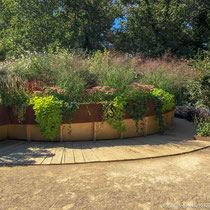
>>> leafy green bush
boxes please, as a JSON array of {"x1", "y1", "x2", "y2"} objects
[
  {"x1": 187, "y1": 51, "x2": 210, "y2": 109},
  {"x1": 196, "y1": 122, "x2": 210, "y2": 137},
  {"x1": 194, "y1": 108, "x2": 210, "y2": 137},
  {"x1": 103, "y1": 96, "x2": 127, "y2": 133},
  {"x1": 125, "y1": 88, "x2": 150, "y2": 131},
  {"x1": 150, "y1": 88, "x2": 175, "y2": 133},
  {"x1": 152, "y1": 88, "x2": 175, "y2": 113},
  {"x1": 30, "y1": 96, "x2": 63, "y2": 140}
]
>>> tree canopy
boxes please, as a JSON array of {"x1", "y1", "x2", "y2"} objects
[
  {"x1": 0, "y1": 0, "x2": 209, "y2": 59},
  {"x1": 114, "y1": 0, "x2": 210, "y2": 57},
  {"x1": 0, "y1": 0, "x2": 118, "y2": 59}
]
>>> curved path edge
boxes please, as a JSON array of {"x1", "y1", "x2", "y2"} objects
[
  {"x1": 0, "y1": 118, "x2": 209, "y2": 166},
  {"x1": 0, "y1": 139, "x2": 210, "y2": 166}
]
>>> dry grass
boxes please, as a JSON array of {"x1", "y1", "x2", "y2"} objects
[{"x1": 130, "y1": 54, "x2": 198, "y2": 81}]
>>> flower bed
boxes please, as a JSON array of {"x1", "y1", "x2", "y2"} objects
[
  {"x1": 0, "y1": 88, "x2": 175, "y2": 141},
  {"x1": 0, "y1": 52, "x2": 176, "y2": 141}
]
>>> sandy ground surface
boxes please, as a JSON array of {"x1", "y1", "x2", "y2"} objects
[{"x1": 0, "y1": 147, "x2": 210, "y2": 210}]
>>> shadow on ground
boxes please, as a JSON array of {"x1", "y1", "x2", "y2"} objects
[{"x1": 0, "y1": 141, "x2": 59, "y2": 166}]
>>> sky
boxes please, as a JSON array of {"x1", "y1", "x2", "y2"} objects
[{"x1": 112, "y1": 18, "x2": 121, "y2": 29}]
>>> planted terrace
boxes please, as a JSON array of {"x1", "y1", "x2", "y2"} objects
[{"x1": 0, "y1": 52, "x2": 175, "y2": 141}]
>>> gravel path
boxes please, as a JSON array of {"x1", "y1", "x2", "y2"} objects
[{"x1": 0, "y1": 147, "x2": 210, "y2": 210}]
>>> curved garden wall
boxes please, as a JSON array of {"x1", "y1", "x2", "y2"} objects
[
  {"x1": 8, "y1": 101, "x2": 157, "y2": 124},
  {"x1": 0, "y1": 103, "x2": 174, "y2": 141},
  {"x1": 0, "y1": 101, "x2": 174, "y2": 141},
  {"x1": 0, "y1": 106, "x2": 9, "y2": 140}
]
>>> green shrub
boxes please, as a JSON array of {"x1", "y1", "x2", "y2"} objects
[
  {"x1": 125, "y1": 88, "x2": 150, "y2": 131},
  {"x1": 30, "y1": 96, "x2": 63, "y2": 140},
  {"x1": 196, "y1": 122, "x2": 210, "y2": 137},
  {"x1": 152, "y1": 88, "x2": 175, "y2": 113},
  {"x1": 103, "y1": 95, "x2": 127, "y2": 133},
  {"x1": 187, "y1": 51, "x2": 210, "y2": 109},
  {"x1": 103, "y1": 87, "x2": 175, "y2": 133},
  {"x1": 150, "y1": 88, "x2": 175, "y2": 133},
  {"x1": 194, "y1": 108, "x2": 210, "y2": 137},
  {"x1": 1, "y1": 90, "x2": 29, "y2": 122}
]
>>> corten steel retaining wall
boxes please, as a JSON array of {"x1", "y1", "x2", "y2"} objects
[
  {"x1": 8, "y1": 101, "x2": 156, "y2": 124},
  {"x1": 0, "y1": 102, "x2": 175, "y2": 141},
  {"x1": 0, "y1": 106, "x2": 9, "y2": 140}
]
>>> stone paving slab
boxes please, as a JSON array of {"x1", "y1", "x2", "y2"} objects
[{"x1": 0, "y1": 118, "x2": 210, "y2": 165}]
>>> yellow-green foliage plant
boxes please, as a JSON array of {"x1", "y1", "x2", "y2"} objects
[
  {"x1": 151, "y1": 88, "x2": 175, "y2": 133},
  {"x1": 30, "y1": 96, "x2": 63, "y2": 140},
  {"x1": 152, "y1": 88, "x2": 175, "y2": 113}
]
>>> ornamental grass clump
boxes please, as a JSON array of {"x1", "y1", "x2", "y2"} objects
[
  {"x1": 89, "y1": 50, "x2": 136, "y2": 96},
  {"x1": 0, "y1": 61, "x2": 29, "y2": 121},
  {"x1": 132, "y1": 53, "x2": 198, "y2": 106}
]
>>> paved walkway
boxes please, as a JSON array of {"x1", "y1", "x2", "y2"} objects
[{"x1": 0, "y1": 118, "x2": 210, "y2": 165}]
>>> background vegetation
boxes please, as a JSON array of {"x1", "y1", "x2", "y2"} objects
[{"x1": 0, "y1": 0, "x2": 209, "y2": 59}]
